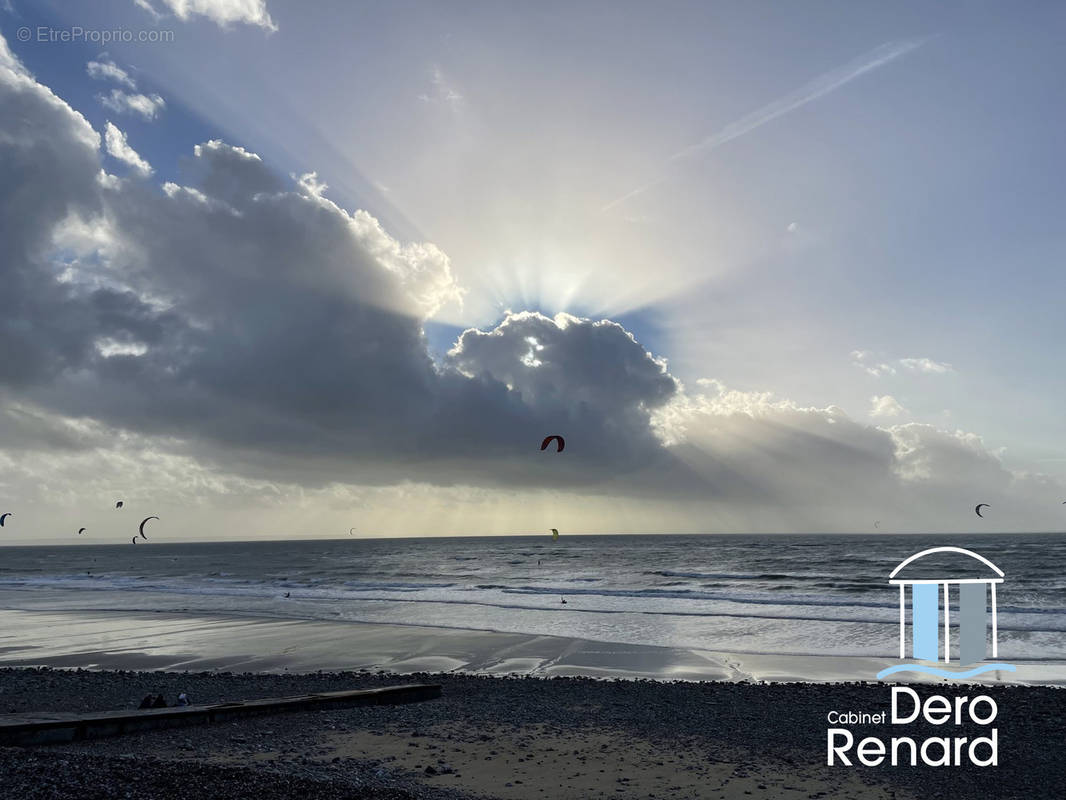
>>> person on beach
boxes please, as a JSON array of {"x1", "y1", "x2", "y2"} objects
[
  {"x1": 138, "y1": 694, "x2": 154, "y2": 710},
  {"x1": 151, "y1": 694, "x2": 168, "y2": 708},
  {"x1": 177, "y1": 693, "x2": 190, "y2": 706}
]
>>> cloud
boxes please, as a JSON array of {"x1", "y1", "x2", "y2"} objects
[
  {"x1": 0, "y1": 30, "x2": 104, "y2": 388},
  {"x1": 288, "y1": 168, "x2": 466, "y2": 319},
  {"x1": 650, "y1": 381, "x2": 1058, "y2": 530},
  {"x1": 870, "y1": 394, "x2": 905, "y2": 418},
  {"x1": 98, "y1": 88, "x2": 166, "y2": 120},
  {"x1": 137, "y1": 0, "x2": 278, "y2": 31},
  {"x1": 87, "y1": 54, "x2": 165, "y2": 121},
  {"x1": 87, "y1": 55, "x2": 136, "y2": 89},
  {"x1": 852, "y1": 351, "x2": 954, "y2": 378},
  {"x1": 851, "y1": 349, "x2": 896, "y2": 377},
  {"x1": 603, "y1": 37, "x2": 930, "y2": 211},
  {"x1": 0, "y1": 29, "x2": 1060, "y2": 534},
  {"x1": 899, "y1": 357, "x2": 953, "y2": 374},
  {"x1": 0, "y1": 24, "x2": 28, "y2": 76},
  {"x1": 103, "y1": 121, "x2": 153, "y2": 176}
]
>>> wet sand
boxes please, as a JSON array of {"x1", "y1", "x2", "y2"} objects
[{"x1": 1, "y1": 608, "x2": 1060, "y2": 684}]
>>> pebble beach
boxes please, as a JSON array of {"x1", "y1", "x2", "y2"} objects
[{"x1": 1, "y1": 667, "x2": 1062, "y2": 799}]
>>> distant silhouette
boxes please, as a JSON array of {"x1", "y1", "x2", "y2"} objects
[
  {"x1": 176, "y1": 693, "x2": 190, "y2": 707},
  {"x1": 540, "y1": 435, "x2": 565, "y2": 453},
  {"x1": 139, "y1": 516, "x2": 158, "y2": 539},
  {"x1": 138, "y1": 694, "x2": 154, "y2": 710},
  {"x1": 283, "y1": 592, "x2": 290, "y2": 598},
  {"x1": 560, "y1": 597, "x2": 567, "y2": 605},
  {"x1": 115, "y1": 501, "x2": 124, "y2": 509},
  {"x1": 151, "y1": 694, "x2": 168, "y2": 708}
]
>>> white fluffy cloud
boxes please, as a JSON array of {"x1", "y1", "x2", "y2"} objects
[
  {"x1": 870, "y1": 394, "x2": 906, "y2": 418},
  {"x1": 86, "y1": 56, "x2": 136, "y2": 89},
  {"x1": 86, "y1": 53, "x2": 166, "y2": 120},
  {"x1": 291, "y1": 169, "x2": 466, "y2": 319},
  {"x1": 0, "y1": 27, "x2": 24, "y2": 77},
  {"x1": 103, "y1": 121, "x2": 153, "y2": 176},
  {"x1": 98, "y1": 88, "x2": 166, "y2": 120},
  {"x1": 137, "y1": 0, "x2": 278, "y2": 31},
  {"x1": 853, "y1": 350, "x2": 955, "y2": 378}
]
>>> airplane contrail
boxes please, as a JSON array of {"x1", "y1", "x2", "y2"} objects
[{"x1": 602, "y1": 37, "x2": 931, "y2": 212}]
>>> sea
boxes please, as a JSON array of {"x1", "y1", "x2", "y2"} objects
[{"x1": 1, "y1": 533, "x2": 1064, "y2": 662}]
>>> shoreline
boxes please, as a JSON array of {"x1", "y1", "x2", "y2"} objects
[{"x1": 1, "y1": 607, "x2": 1062, "y2": 685}]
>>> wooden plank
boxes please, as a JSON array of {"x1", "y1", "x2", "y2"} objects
[{"x1": 0, "y1": 683, "x2": 441, "y2": 746}]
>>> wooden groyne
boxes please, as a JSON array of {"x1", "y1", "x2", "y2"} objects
[{"x1": 0, "y1": 683, "x2": 441, "y2": 746}]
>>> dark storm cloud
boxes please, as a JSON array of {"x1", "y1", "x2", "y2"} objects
[
  {"x1": 0, "y1": 46, "x2": 102, "y2": 387},
  {"x1": 0, "y1": 36, "x2": 680, "y2": 490}
]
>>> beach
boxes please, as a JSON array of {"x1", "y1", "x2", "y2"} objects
[
  {"x1": 1, "y1": 665, "x2": 1062, "y2": 799},
  {"x1": 1, "y1": 535, "x2": 1063, "y2": 798},
  {"x1": 0, "y1": 607, "x2": 1058, "y2": 684}
]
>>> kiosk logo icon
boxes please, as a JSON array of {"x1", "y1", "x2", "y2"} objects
[{"x1": 876, "y1": 547, "x2": 1017, "y2": 680}]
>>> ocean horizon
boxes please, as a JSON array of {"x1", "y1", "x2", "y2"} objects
[{"x1": 3, "y1": 533, "x2": 1064, "y2": 672}]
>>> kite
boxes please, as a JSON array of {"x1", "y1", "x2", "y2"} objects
[
  {"x1": 540, "y1": 435, "x2": 565, "y2": 453},
  {"x1": 138, "y1": 516, "x2": 159, "y2": 539},
  {"x1": 975, "y1": 504, "x2": 990, "y2": 518}
]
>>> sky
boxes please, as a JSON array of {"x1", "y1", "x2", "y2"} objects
[{"x1": 1, "y1": 0, "x2": 1065, "y2": 543}]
